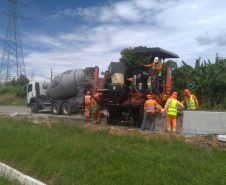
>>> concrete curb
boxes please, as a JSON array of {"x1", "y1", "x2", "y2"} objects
[{"x1": 0, "y1": 162, "x2": 46, "y2": 185}]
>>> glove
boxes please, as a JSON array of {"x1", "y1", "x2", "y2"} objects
[
  {"x1": 162, "y1": 110, "x2": 166, "y2": 117},
  {"x1": 161, "y1": 109, "x2": 166, "y2": 116},
  {"x1": 144, "y1": 65, "x2": 150, "y2": 67}
]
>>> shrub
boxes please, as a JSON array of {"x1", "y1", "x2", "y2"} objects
[
  {"x1": 16, "y1": 86, "x2": 26, "y2": 98},
  {"x1": 0, "y1": 87, "x2": 10, "y2": 94}
]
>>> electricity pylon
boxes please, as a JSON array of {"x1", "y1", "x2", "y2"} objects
[{"x1": 0, "y1": 0, "x2": 26, "y2": 84}]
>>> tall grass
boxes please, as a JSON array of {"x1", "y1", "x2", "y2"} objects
[
  {"x1": 0, "y1": 175, "x2": 20, "y2": 185},
  {"x1": 0, "y1": 117, "x2": 225, "y2": 185}
]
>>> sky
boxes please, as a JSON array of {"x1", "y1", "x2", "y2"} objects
[{"x1": 0, "y1": 0, "x2": 226, "y2": 82}]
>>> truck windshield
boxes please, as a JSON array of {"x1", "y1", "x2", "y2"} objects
[{"x1": 28, "y1": 84, "x2": 32, "y2": 92}]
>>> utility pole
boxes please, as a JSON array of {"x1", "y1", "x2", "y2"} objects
[
  {"x1": 0, "y1": 0, "x2": 26, "y2": 84},
  {"x1": 51, "y1": 68, "x2": 52, "y2": 81},
  {"x1": 51, "y1": 68, "x2": 59, "y2": 81}
]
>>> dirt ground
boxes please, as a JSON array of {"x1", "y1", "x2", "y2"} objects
[
  {"x1": 84, "y1": 125, "x2": 226, "y2": 150},
  {"x1": 8, "y1": 115, "x2": 226, "y2": 151}
]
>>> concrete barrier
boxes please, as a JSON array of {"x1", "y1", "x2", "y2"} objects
[
  {"x1": 0, "y1": 162, "x2": 46, "y2": 185},
  {"x1": 144, "y1": 111, "x2": 226, "y2": 135},
  {"x1": 182, "y1": 111, "x2": 226, "y2": 135}
]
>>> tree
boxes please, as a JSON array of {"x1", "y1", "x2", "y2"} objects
[
  {"x1": 16, "y1": 74, "x2": 30, "y2": 86},
  {"x1": 11, "y1": 78, "x2": 17, "y2": 86},
  {"x1": 171, "y1": 65, "x2": 189, "y2": 100},
  {"x1": 119, "y1": 46, "x2": 149, "y2": 84}
]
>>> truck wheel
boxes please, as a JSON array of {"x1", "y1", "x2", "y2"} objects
[
  {"x1": 62, "y1": 103, "x2": 70, "y2": 115},
  {"x1": 31, "y1": 102, "x2": 39, "y2": 113},
  {"x1": 51, "y1": 102, "x2": 61, "y2": 115}
]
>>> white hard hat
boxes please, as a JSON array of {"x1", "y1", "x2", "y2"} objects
[{"x1": 154, "y1": 57, "x2": 159, "y2": 63}]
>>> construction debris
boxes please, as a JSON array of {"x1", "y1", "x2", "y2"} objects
[{"x1": 218, "y1": 135, "x2": 226, "y2": 142}]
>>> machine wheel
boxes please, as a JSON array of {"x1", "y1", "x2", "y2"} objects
[
  {"x1": 62, "y1": 103, "x2": 71, "y2": 115},
  {"x1": 31, "y1": 102, "x2": 38, "y2": 113},
  {"x1": 51, "y1": 102, "x2": 61, "y2": 115}
]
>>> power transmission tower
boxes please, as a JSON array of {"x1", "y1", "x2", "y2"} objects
[
  {"x1": 0, "y1": 0, "x2": 26, "y2": 84},
  {"x1": 29, "y1": 70, "x2": 35, "y2": 82}
]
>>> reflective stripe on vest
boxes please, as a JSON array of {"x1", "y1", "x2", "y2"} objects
[
  {"x1": 153, "y1": 62, "x2": 160, "y2": 69},
  {"x1": 145, "y1": 102, "x2": 155, "y2": 113},
  {"x1": 152, "y1": 63, "x2": 161, "y2": 76},
  {"x1": 85, "y1": 96, "x2": 91, "y2": 104},
  {"x1": 186, "y1": 95, "x2": 196, "y2": 110},
  {"x1": 167, "y1": 98, "x2": 178, "y2": 116},
  {"x1": 159, "y1": 70, "x2": 161, "y2": 76},
  {"x1": 92, "y1": 100, "x2": 99, "y2": 111}
]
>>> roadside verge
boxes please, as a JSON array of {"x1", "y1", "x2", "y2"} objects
[{"x1": 0, "y1": 162, "x2": 46, "y2": 185}]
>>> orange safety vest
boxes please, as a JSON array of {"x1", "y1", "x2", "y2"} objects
[
  {"x1": 148, "y1": 62, "x2": 162, "y2": 76},
  {"x1": 144, "y1": 99, "x2": 160, "y2": 114},
  {"x1": 85, "y1": 95, "x2": 91, "y2": 105},
  {"x1": 152, "y1": 62, "x2": 162, "y2": 70}
]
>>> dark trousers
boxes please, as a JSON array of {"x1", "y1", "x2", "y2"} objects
[{"x1": 140, "y1": 113, "x2": 155, "y2": 131}]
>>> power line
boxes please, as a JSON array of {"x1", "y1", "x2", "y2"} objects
[{"x1": 29, "y1": 70, "x2": 35, "y2": 82}]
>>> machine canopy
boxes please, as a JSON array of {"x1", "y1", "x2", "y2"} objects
[{"x1": 134, "y1": 47, "x2": 179, "y2": 59}]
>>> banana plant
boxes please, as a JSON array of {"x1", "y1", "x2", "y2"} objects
[{"x1": 182, "y1": 57, "x2": 226, "y2": 110}]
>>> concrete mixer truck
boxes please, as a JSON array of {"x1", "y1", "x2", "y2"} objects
[{"x1": 26, "y1": 67, "x2": 96, "y2": 115}]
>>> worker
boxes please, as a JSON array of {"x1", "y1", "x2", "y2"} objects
[
  {"x1": 144, "y1": 57, "x2": 163, "y2": 76},
  {"x1": 144, "y1": 57, "x2": 162, "y2": 91},
  {"x1": 182, "y1": 89, "x2": 199, "y2": 110},
  {"x1": 91, "y1": 94, "x2": 100, "y2": 126},
  {"x1": 84, "y1": 91, "x2": 91, "y2": 112},
  {"x1": 163, "y1": 92, "x2": 184, "y2": 133},
  {"x1": 140, "y1": 94, "x2": 162, "y2": 131}
]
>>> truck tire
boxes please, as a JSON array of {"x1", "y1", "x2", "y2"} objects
[
  {"x1": 51, "y1": 102, "x2": 61, "y2": 115},
  {"x1": 62, "y1": 103, "x2": 70, "y2": 115},
  {"x1": 31, "y1": 102, "x2": 39, "y2": 113}
]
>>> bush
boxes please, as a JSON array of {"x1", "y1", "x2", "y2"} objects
[
  {"x1": 16, "y1": 87, "x2": 26, "y2": 98},
  {"x1": 0, "y1": 87, "x2": 10, "y2": 94}
]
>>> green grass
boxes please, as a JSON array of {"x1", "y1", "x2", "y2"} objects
[
  {"x1": 0, "y1": 85, "x2": 26, "y2": 106},
  {"x1": 0, "y1": 117, "x2": 225, "y2": 185},
  {"x1": 0, "y1": 175, "x2": 20, "y2": 185}
]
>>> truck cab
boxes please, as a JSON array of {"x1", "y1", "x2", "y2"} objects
[{"x1": 26, "y1": 82, "x2": 48, "y2": 112}]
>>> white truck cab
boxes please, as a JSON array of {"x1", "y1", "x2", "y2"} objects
[{"x1": 26, "y1": 82, "x2": 48, "y2": 112}]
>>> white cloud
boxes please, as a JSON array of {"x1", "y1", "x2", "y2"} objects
[
  {"x1": 134, "y1": 0, "x2": 156, "y2": 10},
  {"x1": 17, "y1": 0, "x2": 226, "y2": 82},
  {"x1": 196, "y1": 32, "x2": 226, "y2": 46},
  {"x1": 22, "y1": 32, "x2": 61, "y2": 50},
  {"x1": 112, "y1": 1, "x2": 142, "y2": 21},
  {"x1": 50, "y1": 0, "x2": 153, "y2": 23}
]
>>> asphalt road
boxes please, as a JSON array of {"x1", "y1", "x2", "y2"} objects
[
  {"x1": 0, "y1": 105, "x2": 31, "y2": 114},
  {"x1": 0, "y1": 105, "x2": 108, "y2": 125},
  {"x1": 0, "y1": 106, "x2": 169, "y2": 130},
  {"x1": 0, "y1": 105, "x2": 51, "y2": 115}
]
